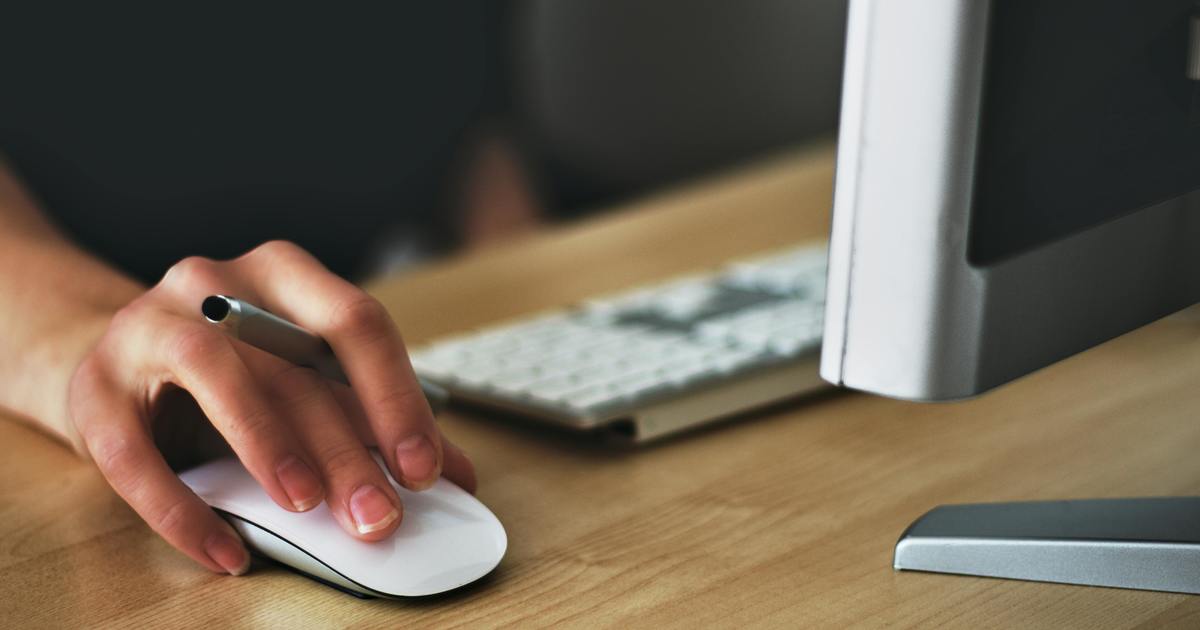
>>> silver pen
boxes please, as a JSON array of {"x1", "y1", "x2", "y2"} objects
[{"x1": 201, "y1": 295, "x2": 448, "y2": 412}]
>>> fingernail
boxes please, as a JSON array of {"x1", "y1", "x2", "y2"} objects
[
  {"x1": 276, "y1": 455, "x2": 323, "y2": 511},
  {"x1": 205, "y1": 531, "x2": 250, "y2": 576},
  {"x1": 349, "y1": 485, "x2": 400, "y2": 534},
  {"x1": 395, "y1": 434, "x2": 438, "y2": 487}
]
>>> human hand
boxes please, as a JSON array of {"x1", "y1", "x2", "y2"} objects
[{"x1": 68, "y1": 241, "x2": 475, "y2": 575}]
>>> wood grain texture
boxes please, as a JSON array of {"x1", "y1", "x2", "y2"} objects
[{"x1": 5, "y1": 144, "x2": 1200, "y2": 628}]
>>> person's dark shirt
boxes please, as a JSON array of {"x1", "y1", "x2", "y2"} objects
[{"x1": 0, "y1": 4, "x2": 498, "y2": 282}]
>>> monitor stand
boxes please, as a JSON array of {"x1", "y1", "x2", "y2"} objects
[{"x1": 894, "y1": 497, "x2": 1200, "y2": 593}]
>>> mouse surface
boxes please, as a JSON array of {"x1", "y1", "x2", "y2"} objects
[{"x1": 179, "y1": 453, "x2": 507, "y2": 598}]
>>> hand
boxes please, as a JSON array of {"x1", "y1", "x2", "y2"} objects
[{"x1": 67, "y1": 241, "x2": 476, "y2": 576}]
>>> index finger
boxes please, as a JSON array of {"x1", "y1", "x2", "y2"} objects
[
  {"x1": 71, "y1": 359, "x2": 250, "y2": 576},
  {"x1": 234, "y1": 241, "x2": 442, "y2": 491}
]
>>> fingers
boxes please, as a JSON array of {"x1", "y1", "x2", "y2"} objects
[
  {"x1": 245, "y1": 349, "x2": 405, "y2": 540},
  {"x1": 71, "y1": 244, "x2": 480, "y2": 583},
  {"x1": 70, "y1": 358, "x2": 250, "y2": 575},
  {"x1": 112, "y1": 304, "x2": 324, "y2": 514},
  {"x1": 328, "y1": 381, "x2": 478, "y2": 494},
  {"x1": 236, "y1": 241, "x2": 444, "y2": 491},
  {"x1": 440, "y1": 437, "x2": 478, "y2": 495},
  {"x1": 156, "y1": 255, "x2": 258, "y2": 308}
]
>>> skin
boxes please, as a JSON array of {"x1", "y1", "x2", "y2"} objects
[{"x1": 0, "y1": 156, "x2": 487, "y2": 577}]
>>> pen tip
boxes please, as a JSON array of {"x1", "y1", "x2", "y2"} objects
[{"x1": 202, "y1": 295, "x2": 232, "y2": 323}]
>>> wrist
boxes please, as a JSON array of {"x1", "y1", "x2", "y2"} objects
[
  {"x1": 0, "y1": 240, "x2": 144, "y2": 452},
  {"x1": 21, "y1": 306, "x2": 123, "y2": 453},
  {"x1": 0, "y1": 161, "x2": 147, "y2": 452}
]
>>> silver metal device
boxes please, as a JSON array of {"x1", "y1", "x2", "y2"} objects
[
  {"x1": 895, "y1": 499, "x2": 1200, "y2": 594},
  {"x1": 824, "y1": 0, "x2": 1200, "y2": 594},
  {"x1": 822, "y1": 0, "x2": 1200, "y2": 401},
  {"x1": 202, "y1": 295, "x2": 448, "y2": 412},
  {"x1": 408, "y1": 243, "x2": 829, "y2": 443}
]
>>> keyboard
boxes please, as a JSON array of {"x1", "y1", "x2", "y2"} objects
[{"x1": 409, "y1": 242, "x2": 829, "y2": 442}]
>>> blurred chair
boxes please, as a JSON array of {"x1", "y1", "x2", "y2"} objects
[{"x1": 511, "y1": 0, "x2": 848, "y2": 214}]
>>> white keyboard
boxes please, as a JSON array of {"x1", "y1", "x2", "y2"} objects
[{"x1": 409, "y1": 242, "x2": 829, "y2": 442}]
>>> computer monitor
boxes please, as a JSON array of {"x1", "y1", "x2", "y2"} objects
[{"x1": 821, "y1": 0, "x2": 1200, "y2": 593}]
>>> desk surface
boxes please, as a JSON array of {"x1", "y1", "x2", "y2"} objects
[{"x1": 5, "y1": 146, "x2": 1200, "y2": 628}]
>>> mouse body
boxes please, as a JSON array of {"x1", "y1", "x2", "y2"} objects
[{"x1": 179, "y1": 453, "x2": 507, "y2": 598}]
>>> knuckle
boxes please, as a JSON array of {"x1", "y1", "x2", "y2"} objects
[
  {"x1": 88, "y1": 431, "x2": 140, "y2": 483},
  {"x1": 107, "y1": 301, "x2": 147, "y2": 336},
  {"x1": 269, "y1": 365, "x2": 328, "y2": 406},
  {"x1": 152, "y1": 498, "x2": 192, "y2": 540},
  {"x1": 226, "y1": 403, "x2": 277, "y2": 448},
  {"x1": 247, "y1": 239, "x2": 302, "y2": 264},
  {"x1": 67, "y1": 356, "x2": 109, "y2": 428},
  {"x1": 270, "y1": 364, "x2": 324, "y2": 393},
  {"x1": 328, "y1": 294, "x2": 391, "y2": 338},
  {"x1": 316, "y1": 441, "x2": 371, "y2": 479},
  {"x1": 69, "y1": 354, "x2": 105, "y2": 400},
  {"x1": 373, "y1": 384, "x2": 428, "y2": 419},
  {"x1": 161, "y1": 256, "x2": 220, "y2": 290}
]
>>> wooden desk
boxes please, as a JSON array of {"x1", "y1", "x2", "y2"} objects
[{"x1": 5, "y1": 145, "x2": 1200, "y2": 628}]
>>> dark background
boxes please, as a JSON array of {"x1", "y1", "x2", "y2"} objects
[{"x1": 0, "y1": 1, "x2": 848, "y2": 282}]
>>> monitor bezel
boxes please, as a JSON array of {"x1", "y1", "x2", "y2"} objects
[{"x1": 820, "y1": 0, "x2": 1200, "y2": 401}]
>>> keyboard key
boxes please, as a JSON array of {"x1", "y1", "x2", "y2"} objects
[
  {"x1": 448, "y1": 361, "x2": 508, "y2": 387},
  {"x1": 564, "y1": 386, "x2": 624, "y2": 412},
  {"x1": 487, "y1": 366, "x2": 547, "y2": 393},
  {"x1": 708, "y1": 348, "x2": 764, "y2": 374},
  {"x1": 409, "y1": 353, "x2": 455, "y2": 380},
  {"x1": 408, "y1": 242, "x2": 829, "y2": 426},
  {"x1": 666, "y1": 363, "x2": 718, "y2": 387},
  {"x1": 603, "y1": 370, "x2": 672, "y2": 401}
]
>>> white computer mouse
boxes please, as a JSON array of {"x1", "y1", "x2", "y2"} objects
[{"x1": 179, "y1": 452, "x2": 507, "y2": 598}]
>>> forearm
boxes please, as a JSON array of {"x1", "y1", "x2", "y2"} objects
[{"x1": 0, "y1": 160, "x2": 144, "y2": 450}]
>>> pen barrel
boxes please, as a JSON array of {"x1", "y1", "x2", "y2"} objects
[
  {"x1": 206, "y1": 295, "x2": 448, "y2": 412},
  {"x1": 226, "y1": 301, "x2": 349, "y2": 385}
]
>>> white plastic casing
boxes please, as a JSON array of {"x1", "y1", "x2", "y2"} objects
[{"x1": 180, "y1": 455, "x2": 507, "y2": 598}]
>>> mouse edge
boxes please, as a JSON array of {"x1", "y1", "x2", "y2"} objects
[{"x1": 222, "y1": 511, "x2": 506, "y2": 598}]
